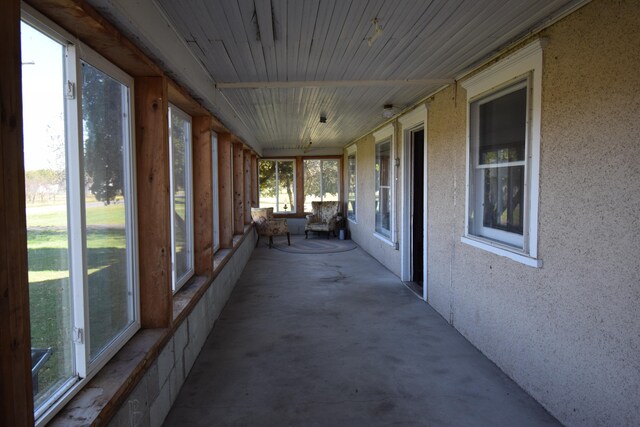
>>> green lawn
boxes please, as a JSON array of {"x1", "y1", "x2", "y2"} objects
[{"x1": 28, "y1": 200, "x2": 129, "y2": 406}]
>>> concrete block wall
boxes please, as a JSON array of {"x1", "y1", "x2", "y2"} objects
[{"x1": 109, "y1": 232, "x2": 256, "y2": 427}]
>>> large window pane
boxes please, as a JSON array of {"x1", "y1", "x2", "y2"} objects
[
  {"x1": 375, "y1": 141, "x2": 391, "y2": 236},
  {"x1": 469, "y1": 81, "x2": 527, "y2": 248},
  {"x1": 22, "y1": 21, "x2": 75, "y2": 410},
  {"x1": 303, "y1": 159, "x2": 339, "y2": 212},
  {"x1": 170, "y1": 106, "x2": 194, "y2": 290},
  {"x1": 81, "y1": 61, "x2": 134, "y2": 359},
  {"x1": 259, "y1": 160, "x2": 295, "y2": 213}
]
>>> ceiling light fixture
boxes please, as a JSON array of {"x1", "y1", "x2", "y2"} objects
[
  {"x1": 382, "y1": 104, "x2": 395, "y2": 119},
  {"x1": 367, "y1": 18, "x2": 383, "y2": 47},
  {"x1": 320, "y1": 114, "x2": 327, "y2": 124}
]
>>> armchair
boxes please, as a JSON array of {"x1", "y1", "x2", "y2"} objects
[
  {"x1": 251, "y1": 207, "x2": 290, "y2": 248},
  {"x1": 305, "y1": 201, "x2": 340, "y2": 239}
]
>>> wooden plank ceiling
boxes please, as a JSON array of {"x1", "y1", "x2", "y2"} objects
[{"x1": 88, "y1": 0, "x2": 586, "y2": 152}]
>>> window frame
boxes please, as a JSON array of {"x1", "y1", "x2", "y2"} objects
[
  {"x1": 461, "y1": 40, "x2": 543, "y2": 267},
  {"x1": 346, "y1": 145, "x2": 357, "y2": 223},
  {"x1": 373, "y1": 124, "x2": 395, "y2": 243},
  {"x1": 168, "y1": 103, "x2": 195, "y2": 292},
  {"x1": 258, "y1": 159, "x2": 297, "y2": 214},
  {"x1": 21, "y1": 6, "x2": 141, "y2": 425},
  {"x1": 303, "y1": 157, "x2": 341, "y2": 213}
]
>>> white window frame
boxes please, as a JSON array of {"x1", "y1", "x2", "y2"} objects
[
  {"x1": 22, "y1": 6, "x2": 140, "y2": 425},
  {"x1": 373, "y1": 124, "x2": 395, "y2": 243},
  {"x1": 168, "y1": 104, "x2": 195, "y2": 291},
  {"x1": 212, "y1": 131, "x2": 220, "y2": 253},
  {"x1": 258, "y1": 159, "x2": 297, "y2": 213},
  {"x1": 346, "y1": 145, "x2": 357, "y2": 223},
  {"x1": 461, "y1": 40, "x2": 543, "y2": 268}
]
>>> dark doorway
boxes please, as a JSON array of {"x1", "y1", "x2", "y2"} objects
[{"x1": 412, "y1": 129, "x2": 424, "y2": 286}]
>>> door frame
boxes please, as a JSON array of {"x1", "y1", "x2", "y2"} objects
[{"x1": 399, "y1": 106, "x2": 428, "y2": 301}]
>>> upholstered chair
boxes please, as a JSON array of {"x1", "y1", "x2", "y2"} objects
[
  {"x1": 250, "y1": 207, "x2": 290, "y2": 248},
  {"x1": 304, "y1": 201, "x2": 340, "y2": 238}
]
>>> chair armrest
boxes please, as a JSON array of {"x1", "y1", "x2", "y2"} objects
[{"x1": 305, "y1": 214, "x2": 317, "y2": 223}]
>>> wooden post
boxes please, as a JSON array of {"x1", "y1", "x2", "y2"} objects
[
  {"x1": 0, "y1": 0, "x2": 35, "y2": 423},
  {"x1": 251, "y1": 154, "x2": 258, "y2": 207},
  {"x1": 243, "y1": 149, "x2": 252, "y2": 224},
  {"x1": 232, "y1": 142, "x2": 244, "y2": 234},
  {"x1": 134, "y1": 76, "x2": 172, "y2": 328},
  {"x1": 192, "y1": 116, "x2": 213, "y2": 276},
  {"x1": 217, "y1": 133, "x2": 233, "y2": 248},
  {"x1": 296, "y1": 156, "x2": 304, "y2": 214}
]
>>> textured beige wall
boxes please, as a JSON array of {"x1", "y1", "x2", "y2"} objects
[
  {"x1": 346, "y1": 133, "x2": 402, "y2": 276},
  {"x1": 424, "y1": 1, "x2": 640, "y2": 426},
  {"x1": 345, "y1": 1, "x2": 639, "y2": 425}
]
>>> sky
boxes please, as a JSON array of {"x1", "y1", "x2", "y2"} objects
[{"x1": 21, "y1": 21, "x2": 66, "y2": 172}]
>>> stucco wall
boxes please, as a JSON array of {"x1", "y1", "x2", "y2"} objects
[
  {"x1": 346, "y1": 134, "x2": 402, "y2": 277},
  {"x1": 423, "y1": 1, "x2": 640, "y2": 426},
  {"x1": 344, "y1": 1, "x2": 639, "y2": 425}
]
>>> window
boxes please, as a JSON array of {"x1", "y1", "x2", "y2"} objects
[
  {"x1": 212, "y1": 132, "x2": 220, "y2": 252},
  {"x1": 169, "y1": 104, "x2": 194, "y2": 291},
  {"x1": 303, "y1": 159, "x2": 340, "y2": 212},
  {"x1": 21, "y1": 13, "x2": 139, "y2": 422},
  {"x1": 346, "y1": 146, "x2": 357, "y2": 222},
  {"x1": 258, "y1": 159, "x2": 296, "y2": 213},
  {"x1": 375, "y1": 140, "x2": 392, "y2": 238},
  {"x1": 461, "y1": 41, "x2": 542, "y2": 267}
]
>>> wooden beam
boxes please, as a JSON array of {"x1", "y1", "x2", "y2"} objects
[
  {"x1": 232, "y1": 142, "x2": 245, "y2": 234},
  {"x1": 243, "y1": 149, "x2": 252, "y2": 224},
  {"x1": 296, "y1": 156, "x2": 304, "y2": 214},
  {"x1": 0, "y1": 0, "x2": 35, "y2": 424},
  {"x1": 192, "y1": 116, "x2": 213, "y2": 277},
  {"x1": 215, "y1": 78, "x2": 454, "y2": 89},
  {"x1": 26, "y1": 0, "x2": 161, "y2": 77},
  {"x1": 134, "y1": 76, "x2": 172, "y2": 328},
  {"x1": 217, "y1": 133, "x2": 233, "y2": 248},
  {"x1": 251, "y1": 154, "x2": 258, "y2": 207}
]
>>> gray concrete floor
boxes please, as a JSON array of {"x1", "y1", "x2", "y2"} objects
[{"x1": 164, "y1": 238, "x2": 560, "y2": 426}]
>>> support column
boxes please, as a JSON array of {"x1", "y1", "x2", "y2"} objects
[
  {"x1": 243, "y1": 149, "x2": 252, "y2": 224},
  {"x1": 0, "y1": 0, "x2": 34, "y2": 423},
  {"x1": 232, "y1": 142, "x2": 244, "y2": 234},
  {"x1": 251, "y1": 154, "x2": 258, "y2": 207},
  {"x1": 192, "y1": 116, "x2": 213, "y2": 276},
  {"x1": 217, "y1": 133, "x2": 233, "y2": 248},
  {"x1": 134, "y1": 76, "x2": 172, "y2": 328}
]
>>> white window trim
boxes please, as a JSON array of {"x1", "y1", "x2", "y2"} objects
[
  {"x1": 373, "y1": 124, "x2": 395, "y2": 242},
  {"x1": 346, "y1": 144, "x2": 357, "y2": 223},
  {"x1": 461, "y1": 40, "x2": 543, "y2": 267},
  {"x1": 169, "y1": 104, "x2": 195, "y2": 291},
  {"x1": 22, "y1": 6, "x2": 141, "y2": 425}
]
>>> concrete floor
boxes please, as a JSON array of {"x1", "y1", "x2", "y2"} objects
[{"x1": 164, "y1": 238, "x2": 560, "y2": 426}]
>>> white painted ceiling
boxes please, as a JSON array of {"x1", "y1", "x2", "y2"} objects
[{"x1": 88, "y1": 0, "x2": 587, "y2": 154}]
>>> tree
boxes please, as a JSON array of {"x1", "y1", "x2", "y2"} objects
[{"x1": 82, "y1": 62, "x2": 125, "y2": 205}]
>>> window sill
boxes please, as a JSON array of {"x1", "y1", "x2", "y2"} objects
[
  {"x1": 461, "y1": 235, "x2": 542, "y2": 268},
  {"x1": 347, "y1": 218, "x2": 357, "y2": 225},
  {"x1": 373, "y1": 232, "x2": 394, "y2": 246}
]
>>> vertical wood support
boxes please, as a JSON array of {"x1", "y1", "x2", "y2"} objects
[
  {"x1": 0, "y1": 0, "x2": 35, "y2": 423},
  {"x1": 134, "y1": 76, "x2": 172, "y2": 328},
  {"x1": 232, "y1": 142, "x2": 244, "y2": 234},
  {"x1": 192, "y1": 116, "x2": 213, "y2": 276},
  {"x1": 217, "y1": 133, "x2": 233, "y2": 248},
  {"x1": 243, "y1": 149, "x2": 252, "y2": 224},
  {"x1": 296, "y1": 156, "x2": 304, "y2": 213},
  {"x1": 251, "y1": 154, "x2": 258, "y2": 207}
]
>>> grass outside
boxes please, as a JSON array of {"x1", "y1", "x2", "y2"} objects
[{"x1": 28, "y1": 198, "x2": 129, "y2": 407}]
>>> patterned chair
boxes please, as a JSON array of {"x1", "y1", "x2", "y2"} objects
[
  {"x1": 251, "y1": 207, "x2": 290, "y2": 248},
  {"x1": 305, "y1": 201, "x2": 340, "y2": 239}
]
